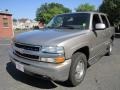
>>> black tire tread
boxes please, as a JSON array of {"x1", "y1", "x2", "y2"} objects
[{"x1": 68, "y1": 52, "x2": 87, "y2": 86}]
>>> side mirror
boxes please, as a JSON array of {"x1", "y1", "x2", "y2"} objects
[{"x1": 95, "y1": 23, "x2": 106, "y2": 30}]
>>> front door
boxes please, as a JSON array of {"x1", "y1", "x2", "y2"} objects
[{"x1": 90, "y1": 14, "x2": 106, "y2": 58}]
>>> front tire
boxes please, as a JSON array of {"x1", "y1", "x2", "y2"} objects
[{"x1": 68, "y1": 52, "x2": 87, "y2": 86}]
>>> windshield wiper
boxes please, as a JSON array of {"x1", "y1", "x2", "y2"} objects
[
  {"x1": 61, "y1": 25, "x2": 75, "y2": 29},
  {"x1": 46, "y1": 25, "x2": 75, "y2": 29},
  {"x1": 45, "y1": 26, "x2": 55, "y2": 29}
]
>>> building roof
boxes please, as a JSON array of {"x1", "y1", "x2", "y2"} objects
[{"x1": 0, "y1": 11, "x2": 12, "y2": 16}]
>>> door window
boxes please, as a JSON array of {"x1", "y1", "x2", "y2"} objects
[{"x1": 92, "y1": 14, "x2": 101, "y2": 29}]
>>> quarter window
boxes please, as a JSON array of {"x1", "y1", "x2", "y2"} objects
[{"x1": 108, "y1": 16, "x2": 113, "y2": 26}]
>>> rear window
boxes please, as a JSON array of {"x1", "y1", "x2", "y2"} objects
[
  {"x1": 101, "y1": 15, "x2": 109, "y2": 28},
  {"x1": 108, "y1": 16, "x2": 114, "y2": 26}
]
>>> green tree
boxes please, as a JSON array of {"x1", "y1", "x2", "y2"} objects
[
  {"x1": 99, "y1": 0, "x2": 120, "y2": 24},
  {"x1": 75, "y1": 3, "x2": 95, "y2": 12},
  {"x1": 35, "y1": 3, "x2": 71, "y2": 23},
  {"x1": 13, "y1": 18, "x2": 17, "y2": 22}
]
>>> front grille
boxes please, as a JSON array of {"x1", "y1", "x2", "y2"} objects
[
  {"x1": 14, "y1": 43, "x2": 40, "y2": 51},
  {"x1": 14, "y1": 50, "x2": 39, "y2": 60}
]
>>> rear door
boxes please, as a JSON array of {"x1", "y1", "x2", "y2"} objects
[
  {"x1": 100, "y1": 15, "x2": 113, "y2": 42},
  {"x1": 100, "y1": 14, "x2": 115, "y2": 54}
]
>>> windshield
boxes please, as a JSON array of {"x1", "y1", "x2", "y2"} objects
[{"x1": 46, "y1": 13, "x2": 90, "y2": 30}]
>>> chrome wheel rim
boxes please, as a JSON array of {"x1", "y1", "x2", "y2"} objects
[
  {"x1": 109, "y1": 44, "x2": 112, "y2": 53},
  {"x1": 75, "y1": 60, "x2": 84, "y2": 80}
]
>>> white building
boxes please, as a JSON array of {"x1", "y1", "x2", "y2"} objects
[{"x1": 13, "y1": 18, "x2": 38, "y2": 30}]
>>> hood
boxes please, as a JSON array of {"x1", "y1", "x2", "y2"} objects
[{"x1": 14, "y1": 29, "x2": 86, "y2": 46}]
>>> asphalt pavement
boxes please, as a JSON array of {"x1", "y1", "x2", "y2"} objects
[{"x1": 0, "y1": 34, "x2": 120, "y2": 90}]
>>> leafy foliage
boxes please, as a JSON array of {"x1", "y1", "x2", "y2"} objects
[
  {"x1": 75, "y1": 3, "x2": 95, "y2": 12},
  {"x1": 99, "y1": 0, "x2": 120, "y2": 24},
  {"x1": 13, "y1": 18, "x2": 17, "y2": 22},
  {"x1": 35, "y1": 3, "x2": 71, "y2": 23}
]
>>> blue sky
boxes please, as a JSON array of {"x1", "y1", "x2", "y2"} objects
[{"x1": 0, "y1": 0, "x2": 102, "y2": 20}]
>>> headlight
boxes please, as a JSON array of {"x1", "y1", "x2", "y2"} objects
[{"x1": 41, "y1": 46, "x2": 64, "y2": 54}]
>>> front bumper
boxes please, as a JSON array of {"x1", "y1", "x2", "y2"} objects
[{"x1": 9, "y1": 50, "x2": 71, "y2": 81}]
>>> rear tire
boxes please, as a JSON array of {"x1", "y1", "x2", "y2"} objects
[
  {"x1": 68, "y1": 52, "x2": 87, "y2": 86},
  {"x1": 106, "y1": 41, "x2": 113, "y2": 56}
]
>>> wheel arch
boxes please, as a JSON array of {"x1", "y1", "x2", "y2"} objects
[
  {"x1": 73, "y1": 46, "x2": 90, "y2": 60},
  {"x1": 111, "y1": 35, "x2": 114, "y2": 41}
]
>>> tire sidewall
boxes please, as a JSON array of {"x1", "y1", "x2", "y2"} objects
[
  {"x1": 106, "y1": 41, "x2": 113, "y2": 56},
  {"x1": 69, "y1": 52, "x2": 87, "y2": 86}
]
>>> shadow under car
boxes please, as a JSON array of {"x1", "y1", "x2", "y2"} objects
[{"x1": 6, "y1": 62, "x2": 57, "y2": 89}]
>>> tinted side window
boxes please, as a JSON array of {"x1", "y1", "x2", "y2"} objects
[
  {"x1": 101, "y1": 15, "x2": 109, "y2": 28},
  {"x1": 108, "y1": 16, "x2": 114, "y2": 26},
  {"x1": 92, "y1": 14, "x2": 101, "y2": 29}
]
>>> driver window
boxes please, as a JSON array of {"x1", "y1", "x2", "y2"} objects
[{"x1": 92, "y1": 14, "x2": 101, "y2": 29}]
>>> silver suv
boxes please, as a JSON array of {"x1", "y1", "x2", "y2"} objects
[{"x1": 9, "y1": 12, "x2": 115, "y2": 86}]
